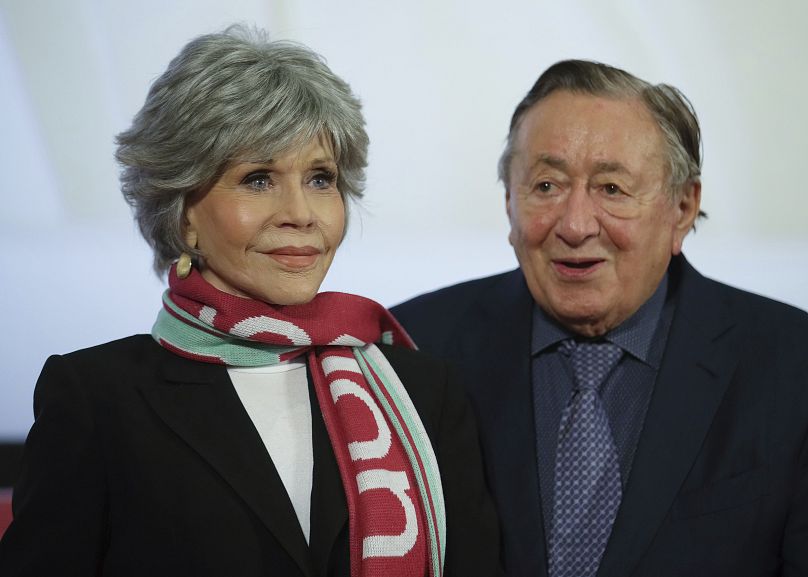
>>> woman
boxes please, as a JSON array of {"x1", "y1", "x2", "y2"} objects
[{"x1": 0, "y1": 26, "x2": 499, "y2": 576}]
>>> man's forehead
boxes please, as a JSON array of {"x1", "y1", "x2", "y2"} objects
[
  {"x1": 527, "y1": 154, "x2": 633, "y2": 175},
  {"x1": 511, "y1": 91, "x2": 665, "y2": 171},
  {"x1": 520, "y1": 91, "x2": 656, "y2": 134}
]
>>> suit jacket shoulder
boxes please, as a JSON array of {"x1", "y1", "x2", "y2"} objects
[
  {"x1": 672, "y1": 257, "x2": 808, "y2": 377},
  {"x1": 391, "y1": 269, "x2": 526, "y2": 355}
]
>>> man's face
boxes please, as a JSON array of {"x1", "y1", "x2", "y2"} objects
[{"x1": 506, "y1": 90, "x2": 700, "y2": 337}]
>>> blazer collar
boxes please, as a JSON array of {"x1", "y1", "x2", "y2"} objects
[
  {"x1": 138, "y1": 349, "x2": 316, "y2": 577},
  {"x1": 598, "y1": 254, "x2": 742, "y2": 577}
]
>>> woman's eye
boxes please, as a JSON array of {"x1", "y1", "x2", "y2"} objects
[
  {"x1": 310, "y1": 170, "x2": 336, "y2": 189},
  {"x1": 242, "y1": 172, "x2": 271, "y2": 191}
]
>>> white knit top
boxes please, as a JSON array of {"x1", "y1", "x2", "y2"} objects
[{"x1": 228, "y1": 361, "x2": 313, "y2": 543}]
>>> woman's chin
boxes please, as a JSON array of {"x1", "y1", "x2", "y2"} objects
[
  {"x1": 273, "y1": 294, "x2": 318, "y2": 307},
  {"x1": 259, "y1": 285, "x2": 322, "y2": 307},
  {"x1": 199, "y1": 267, "x2": 326, "y2": 306}
]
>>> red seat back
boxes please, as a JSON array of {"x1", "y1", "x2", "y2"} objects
[{"x1": 0, "y1": 489, "x2": 12, "y2": 538}]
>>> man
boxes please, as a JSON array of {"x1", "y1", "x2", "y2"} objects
[{"x1": 392, "y1": 60, "x2": 808, "y2": 577}]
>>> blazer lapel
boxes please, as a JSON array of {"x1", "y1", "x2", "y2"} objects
[
  {"x1": 138, "y1": 353, "x2": 314, "y2": 577},
  {"x1": 598, "y1": 257, "x2": 742, "y2": 577},
  {"x1": 308, "y1": 370, "x2": 349, "y2": 575},
  {"x1": 454, "y1": 270, "x2": 549, "y2": 577}
]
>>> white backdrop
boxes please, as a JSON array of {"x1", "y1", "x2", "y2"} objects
[{"x1": 1, "y1": 0, "x2": 807, "y2": 440}]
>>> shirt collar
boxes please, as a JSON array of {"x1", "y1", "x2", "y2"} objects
[{"x1": 531, "y1": 274, "x2": 668, "y2": 367}]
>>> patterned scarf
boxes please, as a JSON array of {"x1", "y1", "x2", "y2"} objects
[{"x1": 152, "y1": 265, "x2": 445, "y2": 577}]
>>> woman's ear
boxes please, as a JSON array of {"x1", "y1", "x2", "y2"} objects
[
  {"x1": 182, "y1": 201, "x2": 198, "y2": 249},
  {"x1": 184, "y1": 227, "x2": 198, "y2": 250}
]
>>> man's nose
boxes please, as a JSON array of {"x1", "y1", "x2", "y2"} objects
[{"x1": 555, "y1": 184, "x2": 600, "y2": 246}]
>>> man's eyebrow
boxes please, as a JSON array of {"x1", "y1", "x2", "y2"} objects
[
  {"x1": 592, "y1": 161, "x2": 631, "y2": 175},
  {"x1": 525, "y1": 155, "x2": 632, "y2": 177},
  {"x1": 528, "y1": 154, "x2": 568, "y2": 172}
]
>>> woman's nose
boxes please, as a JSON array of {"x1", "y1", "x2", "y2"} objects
[{"x1": 277, "y1": 184, "x2": 315, "y2": 228}]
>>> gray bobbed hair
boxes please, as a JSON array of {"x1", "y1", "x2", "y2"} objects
[
  {"x1": 498, "y1": 60, "x2": 703, "y2": 207},
  {"x1": 116, "y1": 25, "x2": 369, "y2": 275}
]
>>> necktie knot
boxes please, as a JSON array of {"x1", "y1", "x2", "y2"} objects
[{"x1": 561, "y1": 340, "x2": 622, "y2": 392}]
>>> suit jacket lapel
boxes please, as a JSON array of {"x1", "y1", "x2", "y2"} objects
[
  {"x1": 598, "y1": 256, "x2": 742, "y2": 577},
  {"x1": 454, "y1": 269, "x2": 549, "y2": 577},
  {"x1": 138, "y1": 352, "x2": 314, "y2": 577}
]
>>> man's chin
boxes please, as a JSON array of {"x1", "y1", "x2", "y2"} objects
[{"x1": 543, "y1": 302, "x2": 616, "y2": 338}]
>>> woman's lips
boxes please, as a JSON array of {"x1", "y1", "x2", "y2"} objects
[
  {"x1": 266, "y1": 246, "x2": 321, "y2": 269},
  {"x1": 552, "y1": 258, "x2": 606, "y2": 279}
]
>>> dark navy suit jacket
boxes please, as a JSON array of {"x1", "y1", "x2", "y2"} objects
[{"x1": 392, "y1": 255, "x2": 808, "y2": 577}]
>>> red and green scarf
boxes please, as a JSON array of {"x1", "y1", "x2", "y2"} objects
[{"x1": 152, "y1": 265, "x2": 445, "y2": 577}]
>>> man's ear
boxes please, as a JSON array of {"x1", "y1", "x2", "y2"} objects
[
  {"x1": 505, "y1": 187, "x2": 517, "y2": 247},
  {"x1": 505, "y1": 187, "x2": 512, "y2": 220},
  {"x1": 671, "y1": 181, "x2": 701, "y2": 255}
]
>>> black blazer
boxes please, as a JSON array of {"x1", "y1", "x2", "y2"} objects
[
  {"x1": 391, "y1": 255, "x2": 808, "y2": 577},
  {"x1": 0, "y1": 338, "x2": 500, "y2": 576}
]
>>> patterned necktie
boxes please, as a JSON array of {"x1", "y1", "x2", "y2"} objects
[{"x1": 550, "y1": 340, "x2": 623, "y2": 577}]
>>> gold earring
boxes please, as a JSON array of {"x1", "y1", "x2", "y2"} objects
[{"x1": 176, "y1": 252, "x2": 193, "y2": 279}]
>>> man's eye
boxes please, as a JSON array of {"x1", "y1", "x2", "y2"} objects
[
  {"x1": 603, "y1": 183, "x2": 622, "y2": 195},
  {"x1": 536, "y1": 181, "x2": 554, "y2": 193},
  {"x1": 242, "y1": 172, "x2": 271, "y2": 191}
]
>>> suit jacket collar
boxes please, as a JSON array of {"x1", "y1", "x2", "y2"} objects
[
  {"x1": 598, "y1": 254, "x2": 742, "y2": 577},
  {"x1": 452, "y1": 269, "x2": 550, "y2": 576},
  {"x1": 138, "y1": 348, "x2": 327, "y2": 577}
]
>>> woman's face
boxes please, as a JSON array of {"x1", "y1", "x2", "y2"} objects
[{"x1": 184, "y1": 137, "x2": 345, "y2": 305}]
